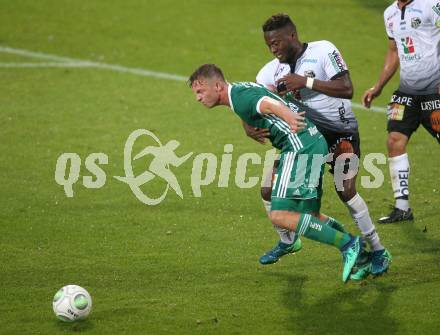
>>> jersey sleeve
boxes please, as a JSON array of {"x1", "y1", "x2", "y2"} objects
[
  {"x1": 384, "y1": 9, "x2": 394, "y2": 39},
  {"x1": 256, "y1": 61, "x2": 276, "y2": 87},
  {"x1": 322, "y1": 41, "x2": 349, "y2": 80},
  {"x1": 428, "y1": 0, "x2": 440, "y2": 27},
  {"x1": 231, "y1": 86, "x2": 267, "y2": 122}
]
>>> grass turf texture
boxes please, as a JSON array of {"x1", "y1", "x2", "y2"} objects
[{"x1": 1, "y1": 0, "x2": 439, "y2": 334}]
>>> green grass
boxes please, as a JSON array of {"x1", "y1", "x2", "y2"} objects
[{"x1": 1, "y1": 1, "x2": 439, "y2": 334}]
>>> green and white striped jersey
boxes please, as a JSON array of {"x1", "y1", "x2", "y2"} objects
[{"x1": 228, "y1": 82, "x2": 323, "y2": 152}]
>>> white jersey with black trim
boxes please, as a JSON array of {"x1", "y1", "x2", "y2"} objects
[
  {"x1": 256, "y1": 40, "x2": 358, "y2": 134},
  {"x1": 384, "y1": 0, "x2": 440, "y2": 95}
]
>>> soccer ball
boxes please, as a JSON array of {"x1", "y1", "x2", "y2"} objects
[{"x1": 52, "y1": 285, "x2": 92, "y2": 322}]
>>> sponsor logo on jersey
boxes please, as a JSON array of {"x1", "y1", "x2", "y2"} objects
[
  {"x1": 411, "y1": 17, "x2": 421, "y2": 29},
  {"x1": 400, "y1": 53, "x2": 421, "y2": 61},
  {"x1": 304, "y1": 70, "x2": 315, "y2": 78},
  {"x1": 328, "y1": 50, "x2": 346, "y2": 73},
  {"x1": 288, "y1": 102, "x2": 300, "y2": 112},
  {"x1": 432, "y1": 3, "x2": 440, "y2": 16},
  {"x1": 308, "y1": 126, "x2": 318, "y2": 136},
  {"x1": 275, "y1": 65, "x2": 288, "y2": 78},
  {"x1": 302, "y1": 58, "x2": 318, "y2": 64},
  {"x1": 388, "y1": 21, "x2": 394, "y2": 32},
  {"x1": 386, "y1": 11, "x2": 398, "y2": 21},
  {"x1": 387, "y1": 103, "x2": 405, "y2": 121},
  {"x1": 400, "y1": 37, "x2": 415, "y2": 54},
  {"x1": 338, "y1": 103, "x2": 350, "y2": 124},
  {"x1": 408, "y1": 8, "x2": 423, "y2": 14}
]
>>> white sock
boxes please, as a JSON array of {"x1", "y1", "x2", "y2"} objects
[
  {"x1": 395, "y1": 198, "x2": 409, "y2": 212},
  {"x1": 346, "y1": 193, "x2": 384, "y2": 251},
  {"x1": 274, "y1": 225, "x2": 296, "y2": 244},
  {"x1": 262, "y1": 199, "x2": 295, "y2": 245},
  {"x1": 389, "y1": 153, "x2": 410, "y2": 211},
  {"x1": 262, "y1": 199, "x2": 271, "y2": 217}
]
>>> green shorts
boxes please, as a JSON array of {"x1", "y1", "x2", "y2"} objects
[
  {"x1": 271, "y1": 137, "x2": 328, "y2": 213},
  {"x1": 271, "y1": 197, "x2": 322, "y2": 213}
]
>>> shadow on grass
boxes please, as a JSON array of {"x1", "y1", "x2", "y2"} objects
[
  {"x1": 399, "y1": 220, "x2": 440, "y2": 256},
  {"x1": 54, "y1": 319, "x2": 94, "y2": 332},
  {"x1": 265, "y1": 272, "x2": 399, "y2": 335}
]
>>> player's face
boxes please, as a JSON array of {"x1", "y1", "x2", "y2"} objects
[
  {"x1": 264, "y1": 29, "x2": 298, "y2": 63},
  {"x1": 191, "y1": 78, "x2": 220, "y2": 108}
]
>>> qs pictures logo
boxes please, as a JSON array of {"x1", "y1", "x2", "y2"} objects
[
  {"x1": 55, "y1": 129, "x2": 388, "y2": 205},
  {"x1": 54, "y1": 129, "x2": 278, "y2": 205}
]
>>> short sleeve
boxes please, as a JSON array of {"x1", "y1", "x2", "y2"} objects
[
  {"x1": 322, "y1": 41, "x2": 349, "y2": 80},
  {"x1": 429, "y1": 0, "x2": 440, "y2": 28},
  {"x1": 384, "y1": 10, "x2": 394, "y2": 39},
  {"x1": 230, "y1": 85, "x2": 267, "y2": 122},
  {"x1": 256, "y1": 60, "x2": 277, "y2": 87}
]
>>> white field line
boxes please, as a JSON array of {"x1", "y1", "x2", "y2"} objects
[
  {"x1": 352, "y1": 102, "x2": 386, "y2": 113},
  {"x1": 0, "y1": 45, "x2": 187, "y2": 81},
  {"x1": 0, "y1": 45, "x2": 386, "y2": 113},
  {"x1": 0, "y1": 62, "x2": 94, "y2": 68}
]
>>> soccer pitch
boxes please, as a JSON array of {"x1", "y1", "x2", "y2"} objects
[{"x1": 1, "y1": 0, "x2": 439, "y2": 334}]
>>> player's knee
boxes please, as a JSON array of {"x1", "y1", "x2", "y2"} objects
[
  {"x1": 260, "y1": 187, "x2": 272, "y2": 201},
  {"x1": 337, "y1": 185, "x2": 356, "y2": 202},
  {"x1": 270, "y1": 211, "x2": 300, "y2": 231},
  {"x1": 387, "y1": 133, "x2": 407, "y2": 155},
  {"x1": 270, "y1": 211, "x2": 285, "y2": 227}
]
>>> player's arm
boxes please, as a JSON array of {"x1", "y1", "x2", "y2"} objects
[
  {"x1": 241, "y1": 65, "x2": 277, "y2": 144},
  {"x1": 258, "y1": 97, "x2": 306, "y2": 133},
  {"x1": 278, "y1": 72, "x2": 353, "y2": 99},
  {"x1": 242, "y1": 121, "x2": 270, "y2": 144},
  {"x1": 362, "y1": 39, "x2": 399, "y2": 108}
]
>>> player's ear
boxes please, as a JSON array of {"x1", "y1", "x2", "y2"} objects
[
  {"x1": 214, "y1": 80, "x2": 222, "y2": 92},
  {"x1": 289, "y1": 30, "x2": 297, "y2": 41}
]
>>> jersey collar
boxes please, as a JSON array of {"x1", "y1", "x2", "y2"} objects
[
  {"x1": 289, "y1": 43, "x2": 308, "y2": 73},
  {"x1": 227, "y1": 84, "x2": 235, "y2": 112}
]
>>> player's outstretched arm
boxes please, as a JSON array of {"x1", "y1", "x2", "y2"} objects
[
  {"x1": 259, "y1": 97, "x2": 306, "y2": 133},
  {"x1": 362, "y1": 39, "x2": 399, "y2": 108}
]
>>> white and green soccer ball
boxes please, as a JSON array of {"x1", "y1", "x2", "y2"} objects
[{"x1": 52, "y1": 285, "x2": 92, "y2": 322}]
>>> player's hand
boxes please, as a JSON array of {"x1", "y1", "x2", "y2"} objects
[
  {"x1": 266, "y1": 84, "x2": 277, "y2": 93},
  {"x1": 286, "y1": 111, "x2": 306, "y2": 133},
  {"x1": 362, "y1": 86, "x2": 382, "y2": 108},
  {"x1": 242, "y1": 122, "x2": 270, "y2": 144},
  {"x1": 277, "y1": 74, "x2": 307, "y2": 94}
]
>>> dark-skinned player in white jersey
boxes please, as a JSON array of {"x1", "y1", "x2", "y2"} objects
[
  {"x1": 362, "y1": 0, "x2": 440, "y2": 224},
  {"x1": 243, "y1": 14, "x2": 391, "y2": 280}
]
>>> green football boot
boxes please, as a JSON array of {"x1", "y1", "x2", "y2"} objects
[
  {"x1": 371, "y1": 248, "x2": 392, "y2": 276},
  {"x1": 350, "y1": 262, "x2": 372, "y2": 281},
  {"x1": 350, "y1": 242, "x2": 372, "y2": 281},
  {"x1": 259, "y1": 239, "x2": 302, "y2": 265},
  {"x1": 341, "y1": 236, "x2": 361, "y2": 283},
  {"x1": 350, "y1": 249, "x2": 371, "y2": 281}
]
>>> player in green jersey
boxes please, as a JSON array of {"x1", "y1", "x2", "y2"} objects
[{"x1": 188, "y1": 63, "x2": 363, "y2": 282}]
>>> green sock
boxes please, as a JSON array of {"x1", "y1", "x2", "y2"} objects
[
  {"x1": 324, "y1": 216, "x2": 347, "y2": 233},
  {"x1": 295, "y1": 214, "x2": 351, "y2": 249}
]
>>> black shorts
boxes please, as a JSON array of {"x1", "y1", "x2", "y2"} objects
[
  {"x1": 387, "y1": 90, "x2": 440, "y2": 143},
  {"x1": 320, "y1": 129, "x2": 361, "y2": 174}
]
